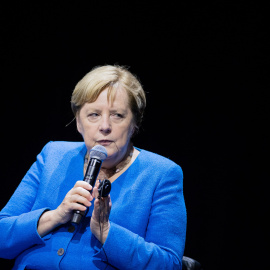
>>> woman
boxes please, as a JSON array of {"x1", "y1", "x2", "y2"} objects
[{"x1": 0, "y1": 65, "x2": 187, "y2": 269}]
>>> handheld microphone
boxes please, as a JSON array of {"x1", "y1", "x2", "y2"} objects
[{"x1": 71, "y1": 145, "x2": 107, "y2": 224}]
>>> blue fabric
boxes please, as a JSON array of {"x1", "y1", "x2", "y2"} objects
[{"x1": 0, "y1": 141, "x2": 187, "y2": 269}]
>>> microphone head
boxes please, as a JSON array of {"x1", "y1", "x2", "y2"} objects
[{"x1": 90, "y1": 145, "x2": 107, "y2": 161}]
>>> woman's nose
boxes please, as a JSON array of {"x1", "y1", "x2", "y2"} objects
[{"x1": 99, "y1": 115, "x2": 111, "y2": 134}]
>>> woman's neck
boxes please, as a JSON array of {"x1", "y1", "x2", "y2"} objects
[{"x1": 99, "y1": 143, "x2": 134, "y2": 180}]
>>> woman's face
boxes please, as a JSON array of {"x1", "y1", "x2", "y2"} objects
[{"x1": 76, "y1": 87, "x2": 135, "y2": 168}]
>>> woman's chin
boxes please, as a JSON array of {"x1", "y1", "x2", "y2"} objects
[{"x1": 103, "y1": 152, "x2": 118, "y2": 162}]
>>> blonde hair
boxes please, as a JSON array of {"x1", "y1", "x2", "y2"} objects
[{"x1": 71, "y1": 65, "x2": 146, "y2": 132}]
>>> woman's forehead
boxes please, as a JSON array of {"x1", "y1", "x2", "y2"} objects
[{"x1": 82, "y1": 87, "x2": 131, "y2": 111}]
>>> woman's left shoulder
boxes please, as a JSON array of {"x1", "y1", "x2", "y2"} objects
[{"x1": 136, "y1": 147, "x2": 182, "y2": 172}]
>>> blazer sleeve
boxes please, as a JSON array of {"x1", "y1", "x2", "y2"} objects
[
  {"x1": 99, "y1": 164, "x2": 187, "y2": 270},
  {"x1": 0, "y1": 143, "x2": 52, "y2": 259}
]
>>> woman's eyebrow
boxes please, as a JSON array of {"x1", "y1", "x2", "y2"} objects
[{"x1": 109, "y1": 109, "x2": 128, "y2": 114}]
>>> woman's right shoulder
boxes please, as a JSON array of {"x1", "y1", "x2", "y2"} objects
[{"x1": 39, "y1": 141, "x2": 86, "y2": 157}]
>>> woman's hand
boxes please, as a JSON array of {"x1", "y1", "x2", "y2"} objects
[
  {"x1": 37, "y1": 181, "x2": 93, "y2": 237},
  {"x1": 90, "y1": 185, "x2": 112, "y2": 244},
  {"x1": 55, "y1": 181, "x2": 93, "y2": 224}
]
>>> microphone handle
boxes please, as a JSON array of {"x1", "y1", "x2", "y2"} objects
[{"x1": 71, "y1": 158, "x2": 102, "y2": 224}]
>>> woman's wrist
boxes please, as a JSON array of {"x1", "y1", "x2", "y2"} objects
[
  {"x1": 37, "y1": 209, "x2": 62, "y2": 238},
  {"x1": 90, "y1": 217, "x2": 110, "y2": 244}
]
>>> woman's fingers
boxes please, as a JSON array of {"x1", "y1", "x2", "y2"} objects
[
  {"x1": 55, "y1": 181, "x2": 95, "y2": 224},
  {"x1": 90, "y1": 191, "x2": 112, "y2": 244},
  {"x1": 70, "y1": 194, "x2": 91, "y2": 208},
  {"x1": 90, "y1": 185, "x2": 97, "y2": 199},
  {"x1": 92, "y1": 189, "x2": 111, "y2": 223},
  {"x1": 74, "y1": 180, "x2": 93, "y2": 192},
  {"x1": 71, "y1": 187, "x2": 93, "y2": 203}
]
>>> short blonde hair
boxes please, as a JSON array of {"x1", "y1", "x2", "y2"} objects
[{"x1": 71, "y1": 65, "x2": 146, "y2": 133}]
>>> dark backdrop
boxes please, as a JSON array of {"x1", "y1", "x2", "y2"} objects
[{"x1": 0, "y1": 2, "x2": 268, "y2": 269}]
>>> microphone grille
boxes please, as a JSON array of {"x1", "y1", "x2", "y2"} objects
[{"x1": 90, "y1": 145, "x2": 107, "y2": 161}]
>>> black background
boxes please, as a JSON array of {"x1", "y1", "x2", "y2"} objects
[{"x1": 0, "y1": 2, "x2": 268, "y2": 269}]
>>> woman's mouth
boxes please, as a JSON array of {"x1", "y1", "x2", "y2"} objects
[{"x1": 97, "y1": 140, "x2": 113, "y2": 146}]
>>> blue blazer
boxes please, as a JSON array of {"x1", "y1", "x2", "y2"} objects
[{"x1": 0, "y1": 141, "x2": 186, "y2": 269}]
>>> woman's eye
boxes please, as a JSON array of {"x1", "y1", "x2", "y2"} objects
[
  {"x1": 88, "y1": 113, "x2": 99, "y2": 119},
  {"x1": 111, "y1": 113, "x2": 124, "y2": 119}
]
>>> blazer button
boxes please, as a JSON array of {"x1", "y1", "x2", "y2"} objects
[{"x1": 57, "y1": 248, "x2": 65, "y2": 256}]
